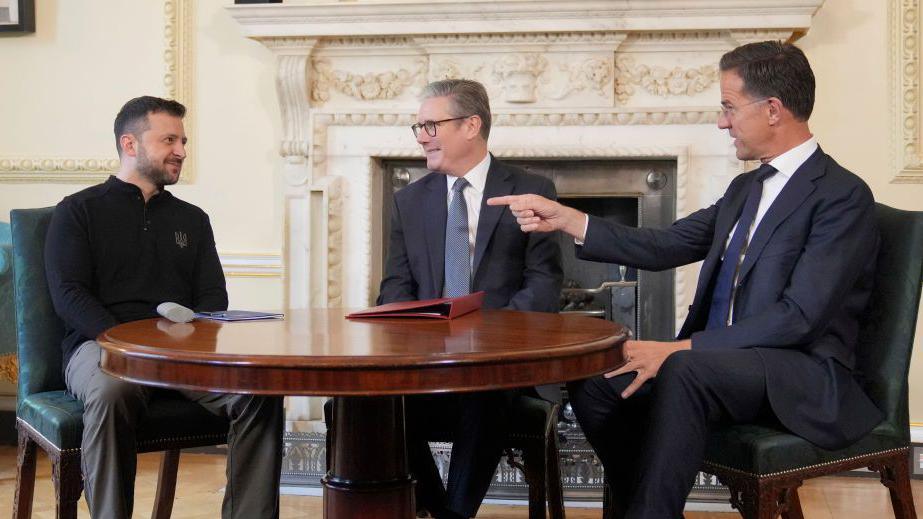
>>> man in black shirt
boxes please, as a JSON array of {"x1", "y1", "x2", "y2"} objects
[{"x1": 45, "y1": 96, "x2": 284, "y2": 519}]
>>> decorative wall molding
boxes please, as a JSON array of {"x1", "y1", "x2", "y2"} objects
[
  {"x1": 890, "y1": 0, "x2": 923, "y2": 183},
  {"x1": 311, "y1": 177, "x2": 344, "y2": 307},
  {"x1": 311, "y1": 58, "x2": 427, "y2": 103},
  {"x1": 1, "y1": 0, "x2": 194, "y2": 184},
  {"x1": 417, "y1": 31, "x2": 627, "y2": 47},
  {"x1": 615, "y1": 56, "x2": 718, "y2": 105},
  {"x1": 163, "y1": 0, "x2": 195, "y2": 181},
  {"x1": 0, "y1": 157, "x2": 120, "y2": 183},
  {"x1": 219, "y1": 253, "x2": 283, "y2": 278},
  {"x1": 726, "y1": 29, "x2": 797, "y2": 47}
]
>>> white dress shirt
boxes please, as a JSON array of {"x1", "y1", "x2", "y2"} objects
[{"x1": 447, "y1": 153, "x2": 491, "y2": 265}]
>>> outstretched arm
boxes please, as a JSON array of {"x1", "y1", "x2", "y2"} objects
[{"x1": 487, "y1": 194, "x2": 588, "y2": 240}]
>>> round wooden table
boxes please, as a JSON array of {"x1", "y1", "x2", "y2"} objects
[{"x1": 98, "y1": 308, "x2": 628, "y2": 518}]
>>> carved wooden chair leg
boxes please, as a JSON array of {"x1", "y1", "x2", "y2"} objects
[
  {"x1": 779, "y1": 484, "x2": 804, "y2": 519},
  {"x1": 545, "y1": 434, "x2": 565, "y2": 519},
  {"x1": 52, "y1": 451, "x2": 83, "y2": 519},
  {"x1": 151, "y1": 449, "x2": 182, "y2": 519},
  {"x1": 870, "y1": 451, "x2": 918, "y2": 519},
  {"x1": 520, "y1": 444, "x2": 547, "y2": 519},
  {"x1": 13, "y1": 426, "x2": 38, "y2": 519},
  {"x1": 752, "y1": 480, "x2": 803, "y2": 519},
  {"x1": 722, "y1": 476, "x2": 758, "y2": 519}
]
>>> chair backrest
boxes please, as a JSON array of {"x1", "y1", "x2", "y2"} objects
[
  {"x1": 856, "y1": 203, "x2": 923, "y2": 442},
  {"x1": 0, "y1": 221, "x2": 10, "y2": 245},
  {"x1": 10, "y1": 207, "x2": 66, "y2": 405},
  {"x1": 1, "y1": 222, "x2": 14, "y2": 359}
]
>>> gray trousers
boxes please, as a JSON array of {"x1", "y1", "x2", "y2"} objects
[{"x1": 65, "y1": 340, "x2": 284, "y2": 519}]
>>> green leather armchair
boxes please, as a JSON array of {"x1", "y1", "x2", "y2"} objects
[
  {"x1": 699, "y1": 203, "x2": 923, "y2": 519},
  {"x1": 10, "y1": 207, "x2": 231, "y2": 519}
]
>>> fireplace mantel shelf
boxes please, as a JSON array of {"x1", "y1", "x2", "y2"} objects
[{"x1": 228, "y1": 0, "x2": 823, "y2": 39}]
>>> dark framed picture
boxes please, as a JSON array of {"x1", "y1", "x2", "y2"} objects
[{"x1": 0, "y1": 0, "x2": 35, "y2": 34}]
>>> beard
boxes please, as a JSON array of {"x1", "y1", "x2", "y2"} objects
[{"x1": 136, "y1": 145, "x2": 181, "y2": 188}]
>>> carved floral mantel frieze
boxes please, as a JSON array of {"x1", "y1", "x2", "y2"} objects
[{"x1": 615, "y1": 56, "x2": 718, "y2": 105}]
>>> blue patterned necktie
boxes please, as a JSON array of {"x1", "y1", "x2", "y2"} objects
[
  {"x1": 444, "y1": 177, "x2": 471, "y2": 298},
  {"x1": 706, "y1": 164, "x2": 777, "y2": 329}
]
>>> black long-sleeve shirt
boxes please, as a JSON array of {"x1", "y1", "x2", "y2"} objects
[{"x1": 45, "y1": 176, "x2": 228, "y2": 369}]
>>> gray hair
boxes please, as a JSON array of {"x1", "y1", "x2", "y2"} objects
[{"x1": 421, "y1": 79, "x2": 492, "y2": 140}]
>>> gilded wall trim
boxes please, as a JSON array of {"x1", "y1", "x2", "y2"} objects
[
  {"x1": 891, "y1": 0, "x2": 923, "y2": 183},
  {"x1": 164, "y1": 0, "x2": 196, "y2": 181},
  {"x1": 0, "y1": 158, "x2": 119, "y2": 183},
  {"x1": 0, "y1": 0, "x2": 194, "y2": 184}
]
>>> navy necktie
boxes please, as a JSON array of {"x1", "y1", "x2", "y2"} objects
[
  {"x1": 706, "y1": 164, "x2": 777, "y2": 329},
  {"x1": 444, "y1": 177, "x2": 471, "y2": 298}
]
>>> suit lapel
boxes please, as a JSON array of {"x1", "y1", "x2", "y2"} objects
[
  {"x1": 738, "y1": 148, "x2": 825, "y2": 282},
  {"x1": 422, "y1": 173, "x2": 448, "y2": 292},
  {"x1": 688, "y1": 176, "x2": 752, "y2": 311},
  {"x1": 473, "y1": 157, "x2": 513, "y2": 277}
]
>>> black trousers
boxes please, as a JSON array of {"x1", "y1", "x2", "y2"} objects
[
  {"x1": 405, "y1": 390, "x2": 516, "y2": 519},
  {"x1": 567, "y1": 349, "x2": 779, "y2": 519}
]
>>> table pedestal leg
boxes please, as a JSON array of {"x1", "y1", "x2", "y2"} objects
[{"x1": 323, "y1": 396, "x2": 415, "y2": 519}]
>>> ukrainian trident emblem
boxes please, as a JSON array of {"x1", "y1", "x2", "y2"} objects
[{"x1": 175, "y1": 231, "x2": 188, "y2": 249}]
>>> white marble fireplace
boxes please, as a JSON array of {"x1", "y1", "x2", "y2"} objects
[{"x1": 228, "y1": 0, "x2": 825, "y2": 423}]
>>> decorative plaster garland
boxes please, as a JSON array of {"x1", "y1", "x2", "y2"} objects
[{"x1": 614, "y1": 56, "x2": 718, "y2": 105}]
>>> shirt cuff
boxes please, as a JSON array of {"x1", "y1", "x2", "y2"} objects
[{"x1": 574, "y1": 214, "x2": 590, "y2": 246}]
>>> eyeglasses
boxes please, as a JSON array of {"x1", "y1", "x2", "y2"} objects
[
  {"x1": 410, "y1": 116, "x2": 472, "y2": 138},
  {"x1": 719, "y1": 98, "x2": 770, "y2": 118}
]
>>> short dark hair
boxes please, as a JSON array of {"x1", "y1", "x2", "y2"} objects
[
  {"x1": 113, "y1": 96, "x2": 186, "y2": 156},
  {"x1": 421, "y1": 79, "x2": 492, "y2": 140},
  {"x1": 719, "y1": 41, "x2": 815, "y2": 121}
]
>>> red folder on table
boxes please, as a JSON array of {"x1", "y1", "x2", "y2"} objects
[{"x1": 346, "y1": 291, "x2": 484, "y2": 320}]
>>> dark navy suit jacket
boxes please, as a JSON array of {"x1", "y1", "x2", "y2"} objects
[
  {"x1": 577, "y1": 147, "x2": 883, "y2": 449},
  {"x1": 379, "y1": 156, "x2": 562, "y2": 313}
]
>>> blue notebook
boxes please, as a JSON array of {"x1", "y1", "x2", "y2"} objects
[{"x1": 195, "y1": 310, "x2": 284, "y2": 322}]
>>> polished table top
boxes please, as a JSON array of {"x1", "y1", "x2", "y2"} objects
[{"x1": 98, "y1": 308, "x2": 628, "y2": 396}]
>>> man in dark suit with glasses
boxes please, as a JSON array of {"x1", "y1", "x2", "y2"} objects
[{"x1": 379, "y1": 78, "x2": 562, "y2": 519}]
